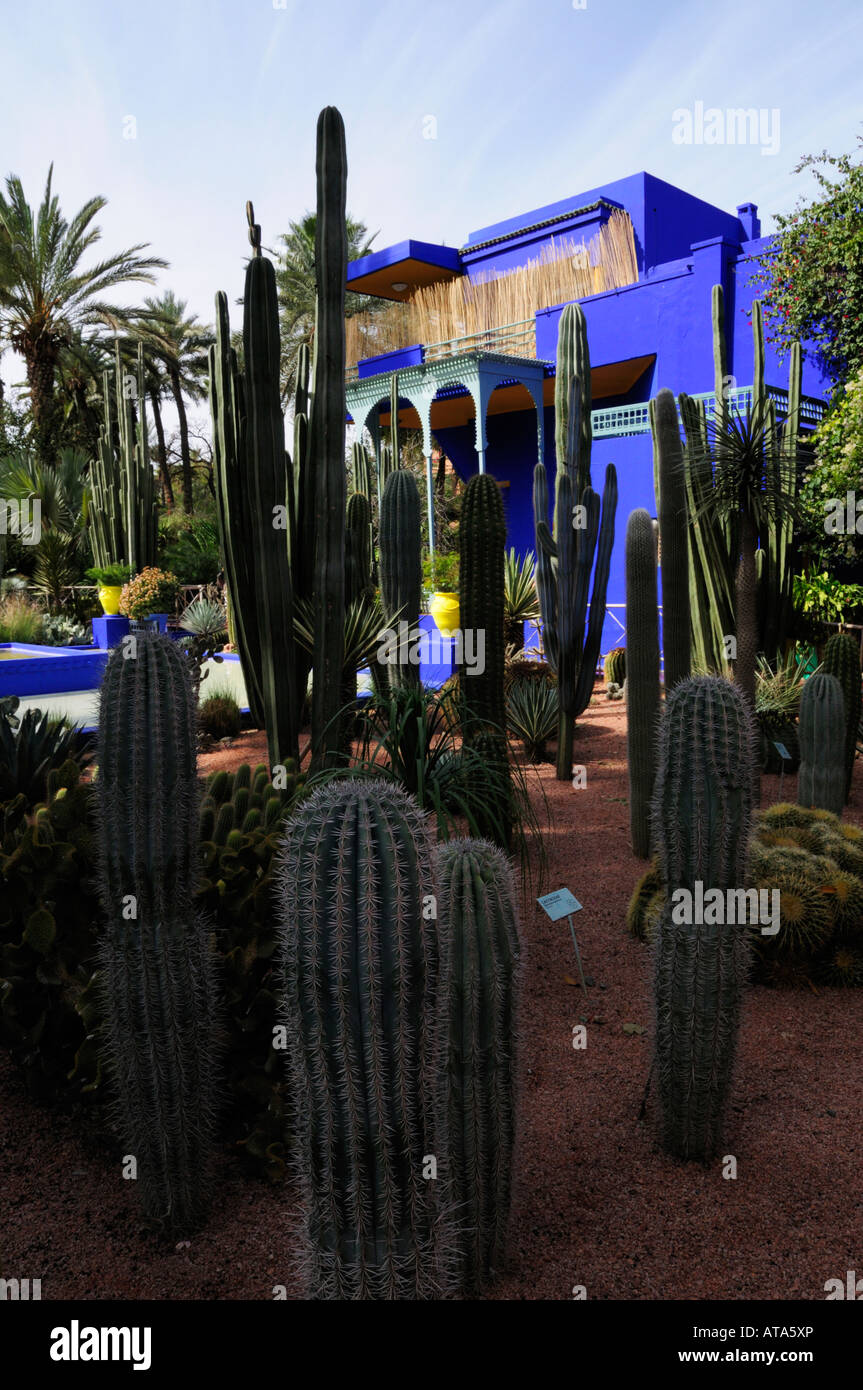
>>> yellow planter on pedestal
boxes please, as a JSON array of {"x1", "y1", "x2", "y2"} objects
[
  {"x1": 98, "y1": 585, "x2": 123, "y2": 615},
  {"x1": 429, "y1": 591, "x2": 460, "y2": 637}
]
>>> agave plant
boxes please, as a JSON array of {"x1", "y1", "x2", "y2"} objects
[
  {"x1": 308, "y1": 682, "x2": 547, "y2": 882},
  {"x1": 177, "y1": 595, "x2": 227, "y2": 692},
  {"x1": 506, "y1": 676, "x2": 559, "y2": 761},
  {"x1": 503, "y1": 548, "x2": 540, "y2": 649},
  {"x1": 0, "y1": 697, "x2": 92, "y2": 805}
]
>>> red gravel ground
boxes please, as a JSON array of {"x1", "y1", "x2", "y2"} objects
[{"x1": 3, "y1": 692, "x2": 862, "y2": 1300}]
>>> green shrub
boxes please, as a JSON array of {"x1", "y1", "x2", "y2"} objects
[
  {"x1": 0, "y1": 593, "x2": 44, "y2": 643},
  {"x1": 506, "y1": 677, "x2": 559, "y2": 761},
  {"x1": 199, "y1": 692, "x2": 241, "y2": 740}
]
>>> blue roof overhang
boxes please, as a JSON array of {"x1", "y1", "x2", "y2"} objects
[{"x1": 347, "y1": 240, "x2": 462, "y2": 301}]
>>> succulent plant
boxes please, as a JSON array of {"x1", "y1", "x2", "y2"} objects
[
  {"x1": 94, "y1": 634, "x2": 219, "y2": 1232},
  {"x1": 653, "y1": 387, "x2": 690, "y2": 689},
  {"x1": 379, "y1": 469, "x2": 422, "y2": 688},
  {"x1": 625, "y1": 509, "x2": 661, "y2": 858},
  {"x1": 821, "y1": 633, "x2": 861, "y2": 801},
  {"x1": 798, "y1": 672, "x2": 846, "y2": 816},
  {"x1": 436, "y1": 838, "x2": 522, "y2": 1293},
  {"x1": 651, "y1": 675, "x2": 755, "y2": 1161},
  {"x1": 603, "y1": 647, "x2": 626, "y2": 686},
  {"x1": 274, "y1": 778, "x2": 452, "y2": 1299},
  {"x1": 533, "y1": 302, "x2": 617, "y2": 779}
]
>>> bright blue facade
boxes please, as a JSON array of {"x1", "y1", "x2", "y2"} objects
[{"x1": 346, "y1": 172, "x2": 829, "y2": 656}]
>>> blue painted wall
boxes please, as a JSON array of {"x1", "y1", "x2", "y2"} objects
[{"x1": 351, "y1": 170, "x2": 833, "y2": 658}]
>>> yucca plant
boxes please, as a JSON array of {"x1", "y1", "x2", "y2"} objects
[
  {"x1": 177, "y1": 595, "x2": 228, "y2": 692},
  {"x1": 506, "y1": 676, "x2": 559, "y2": 761},
  {"x1": 316, "y1": 682, "x2": 546, "y2": 883},
  {"x1": 503, "y1": 548, "x2": 540, "y2": 649}
]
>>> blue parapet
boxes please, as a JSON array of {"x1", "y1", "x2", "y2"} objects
[
  {"x1": 0, "y1": 644, "x2": 110, "y2": 699},
  {"x1": 357, "y1": 344, "x2": 424, "y2": 378}
]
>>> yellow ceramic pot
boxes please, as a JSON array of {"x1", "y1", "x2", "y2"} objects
[
  {"x1": 98, "y1": 585, "x2": 123, "y2": 616},
  {"x1": 429, "y1": 591, "x2": 460, "y2": 637}
]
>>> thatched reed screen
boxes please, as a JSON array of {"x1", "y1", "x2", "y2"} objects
[{"x1": 345, "y1": 208, "x2": 638, "y2": 372}]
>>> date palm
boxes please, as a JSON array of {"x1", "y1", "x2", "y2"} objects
[
  {"x1": 138, "y1": 292, "x2": 212, "y2": 513},
  {"x1": 0, "y1": 165, "x2": 166, "y2": 464},
  {"x1": 274, "y1": 211, "x2": 381, "y2": 402}
]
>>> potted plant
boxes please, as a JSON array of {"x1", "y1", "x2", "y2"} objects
[
  {"x1": 422, "y1": 552, "x2": 460, "y2": 636},
  {"x1": 119, "y1": 567, "x2": 181, "y2": 631},
  {"x1": 86, "y1": 564, "x2": 134, "y2": 615}
]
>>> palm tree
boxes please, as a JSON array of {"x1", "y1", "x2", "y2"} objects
[
  {"x1": 139, "y1": 292, "x2": 212, "y2": 513},
  {"x1": 0, "y1": 165, "x2": 166, "y2": 464},
  {"x1": 274, "y1": 212, "x2": 381, "y2": 402}
]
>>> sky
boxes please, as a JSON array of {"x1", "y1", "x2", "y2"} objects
[{"x1": 1, "y1": 0, "x2": 862, "y2": 410}]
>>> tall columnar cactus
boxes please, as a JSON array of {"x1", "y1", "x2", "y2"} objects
[
  {"x1": 535, "y1": 303, "x2": 616, "y2": 778},
  {"x1": 209, "y1": 205, "x2": 299, "y2": 763},
  {"x1": 625, "y1": 510, "x2": 660, "y2": 858},
  {"x1": 95, "y1": 634, "x2": 218, "y2": 1232},
  {"x1": 821, "y1": 633, "x2": 861, "y2": 802},
  {"x1": 553, "y1": 302, "x2": 592, "y2": 511},
  {"x1": 533, "y1": 423, "x2": 617, "y2": 779},
  {"x1": 345, "y1": 491, "x2": 373, "y2": 605},
  {"x1": 275, "y1": 779, "x2": 450, "y2": 1300},
  {"x1": 459, "y1": 472, "x2": 507, "y2": 731},
  {"x1": 798, "y1": 672, "x2": 847, "y2": 816},
  {"x1": 436, "y1": 838, "x2": 522, "y2": 1293},
  {"x1": 654, "y1": 388, "x2": 690, "y2": 689},
  {"x1": 379, "y1": 469, "x2": 422, "y2": 687},
  {"x1": 89, "y1": 342, "x2": 157, "y2": 571},
  {"x1": 308, "y1": 106, "x2": 348, "y2": 771},
  {"x1": 652, "y1": 676, "x2": 755, "y2": 1161},
  {"x1": 351, "y1": 439, "x2": 375, "y2": 570}
]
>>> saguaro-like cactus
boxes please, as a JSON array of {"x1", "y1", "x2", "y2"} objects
[
  {"x1": 652, "y1": 676, "x2": 755, "y2": 1161},
  {"x1": 89, "y1": 341, "x2": 157, "y2": 572},
  {"x1": 798, "y1": 672, "x2": 847, "y2": 816},
  {"x1": 625, "y1": 510, "x2": 660, "y2": 858},
  {"x1": 379, "y1": 469, "x2": 422, "y2": 686},
  {"x1": 535, "y1": 302, "x2": 617, "y2": 778},
  {"x1": 209, "y1": 207, "x2": 298, "y2": 763},
  {"x1": 436, "y1": 838, "x2": 522, "y2": 1293},
  {"x1": 275, "y1": 779, "x2": 450, "y2": 1300},
  {"x1": 821, "y1": 633, "x2": 861, "y2": 802},
  {"x1": 95, "y1": 634, "x2": 218, "y2": 1231},
  {"x1": 653, "y1": 387, "x2": 690, "y2": 689}
]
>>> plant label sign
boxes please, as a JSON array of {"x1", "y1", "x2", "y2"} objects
[
  {"x1": 773, "y1": 741, "x2": 791, "y2": 762},
  {"x1": 537, "y1": 888, "x2": 582, "y2": 922}
]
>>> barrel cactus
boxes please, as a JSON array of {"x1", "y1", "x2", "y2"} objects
[
  {"x1": 436, "y1": 838, "x2": 522, "y2": 1292},
  {"x1": 821, "y1": 633, "x2": 861, "y2": 802},
  {"x1": 274, "y1": 779, "x2": 452, "y2": 1299},
  {"x1": 651, "y1": 676, "x2": 755, "y2": 1161},
  {"x1": 603, "y1": 647, "x2": 626, "y2": 687},
  {"x1": 625, "y1": 510, "x2": 660, "y2": 858},
  {"x1": 798, "y1": 672, "x2": 847, "y2": 816},
  {"x1": 95, "y1": 633, "x2": 219, "y2": 1232}
]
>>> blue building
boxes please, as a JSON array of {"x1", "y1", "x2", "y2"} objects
[{"x1": 344, "y1": 172, "x2": 829, "y2": 656}]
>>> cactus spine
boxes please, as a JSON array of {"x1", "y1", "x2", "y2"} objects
[
  {"x1": 436, "y1": 838, "x2": 522, "y2": 1292},
  {"x1": 95, "y1": 634, "x2": 218, "y2": 1231},
  {"x1": 379, "y1": 469, "x2": 422, "y2": 687},
  {"x1": 275, "y1": 779, "x2": 449, "y2": 1299},
  {"x1": 798, "y1": 672, "x2": 846, "y2": 816},
  {"x1": 654, "y1": 388, "x2": 690, "y2": 689},
  {"x1": 652, "y1": 676, "x2": 755, "y2": 1161},
  {"x1": 89, "y1": 342, "x2": 157, "y2": 571},
  {"x1": 821, "y1": 633, "x2": 861, "y2": 802},
  {"x1": 625, "y1": 510, "x2": 660, "y2": 858}
]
